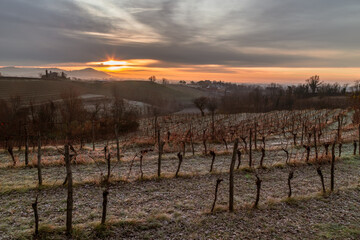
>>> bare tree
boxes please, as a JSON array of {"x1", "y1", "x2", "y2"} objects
[
  {"x1": 306, "y1": 75, "x2": 322, "y2": 94},
  {"x1": 193, "y1": 97, "x2": 208, "y2": 116}
]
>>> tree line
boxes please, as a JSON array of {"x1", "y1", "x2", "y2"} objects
[
  {"x1": 0, "y1": 89, "x2": 139, "y2": 158},
  {"x1": 194, "y1": 76, "x2": 354, "y2": 114}
]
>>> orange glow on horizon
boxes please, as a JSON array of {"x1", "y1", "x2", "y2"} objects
[
  {"x1": 92, "y1": 62, "x2": 360, "y2": 84},
  {"x1": 87, "y1": 58, "x2": 159, "y2": 72},
  {"x1": 10, "y1": 60, "x2": 360, "y2": 84}
]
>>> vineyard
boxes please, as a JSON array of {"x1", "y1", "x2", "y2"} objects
[{"x1": 1, "y1": 108, "x2": 360, "y2": 239}]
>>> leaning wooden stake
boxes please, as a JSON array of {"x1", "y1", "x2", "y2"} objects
[
  {"x1": 303, "y1": 145, "x2": 310, "y2": 162},
  {"x1": 236, "y1": 149, "x2": 241, "y2": 169},
  {"x1": 103, "y1": 145, "x2": 108, "y2": 160},
  {"x1": 209, "y1": 150, "x2": 216, "y2": 172},
  {"x1": 260, "y1": 147, "x2": 265, "y2": 168},
  {"x1": 211, "y1": 178, "x2": 223, "y2": 213},
  {"x1": 229, "y1": 138, "x2": 239, "y2": 212},
  {"x1": 324, "y1": 143, "x2": 329, "y2": 156},
  {"x1": 283, "y1": 148, "x2": 289, "y2": 164},
  {"x1": 175, "y1": 152, "x2": 183, "y2": 178},
  {"x1": 223, "y1": 138, "x2": 228, "y2": 150},
  {"x1": 65, "y1": 144, "x2": 73, "y2": 235},
  {"x1": 32, "y1": 196, "x2": 39, "y2": 237},
  {"x1": 7, "y1": 146, "x2": 16, "y2": 166},
  {"x1": 254, "y1": 174, "x2": 262, "y2": 208},
  {"x1": 353, "y1": 140, "x2": 357, "y2": 155},
  {"x1": 317, "y1": 167, "x2": 326, "y2": 194},
  {"x1": 288, "y1": 171, "x2": 294, "y2": 198}
]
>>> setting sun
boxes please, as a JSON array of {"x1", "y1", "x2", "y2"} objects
[
  {"x1": 88, "y1": 59, "x2": 128, "y2": 66},
  {"x1": 101, "y1": 60, "x2": 128, "y2": 66},
  {"x1": 87, "y1": 58, "x2": 160, "y2": 73}
]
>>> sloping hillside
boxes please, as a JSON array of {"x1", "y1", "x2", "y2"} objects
[{"x1": 0, "y1": 78, "x2": 207, "y2": 108}]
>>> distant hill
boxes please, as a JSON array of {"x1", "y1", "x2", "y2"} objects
[
  {"x1": 0, "y1": 78, "x2": 208, "y2": 112},
  {"x1": 66, "y1": 68, "x2": 111, "y2": 79},
  {"x1": 0, "y1": 67, "x2": 111, "y2": 80}
]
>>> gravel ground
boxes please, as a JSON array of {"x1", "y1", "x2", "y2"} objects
[{"x1": 0, "y1": 151, "x2": 359, "y2": 239}]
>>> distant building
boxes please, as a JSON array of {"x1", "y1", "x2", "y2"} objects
[{"x1": 41, "y1": 69, "x2": 69, "y2": 80}]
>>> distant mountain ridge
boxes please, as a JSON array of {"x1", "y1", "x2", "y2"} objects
[{"x1": 0, "y1": 66, "x2": 111, "y2": 80}]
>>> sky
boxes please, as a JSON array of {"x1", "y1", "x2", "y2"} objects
[{"x1": 1, "y1": 0, "x2": 360, "y2": 83}]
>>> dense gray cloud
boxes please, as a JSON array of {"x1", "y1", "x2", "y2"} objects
[{"x1": 1, "y1": 0, "x2": 360, "y2": 67}]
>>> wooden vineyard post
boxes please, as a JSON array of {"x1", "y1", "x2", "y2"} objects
[
  {"x1": 157, "y1": 130, "x2": 165, "y2": 177},
  {"x1": 115, "y1": 124, "x2": 120, "y2": 162},
  {"x1": 92, "y1": 120, "x2": 95, "y2": 151},
  {"x1": 101, "y1": 188, "x2": 109, "y2": 225},
  {"x1": 32, "y1": 196, "x2": 39, "y2": 237},
  {"x1": 249, "y1": 128, "x2": 252, "y2": 167},
  {"x1": 37, "y1": 132, "x2": 42, "y2": 186},
  {"x1": 313, "y1": 128, "x2": 318, "y2": 161},
  {"x1": 25, "y1": 123, "x2": 29, "y2": 167},
  {"x1": 65, "y1": 144, "x2": 73, "y2": 235},
  {"x1": 331, "y1": 142, "x2": 336, "y2": 192},
  {"x1": 354, "y1": 140, "x2": 357, "y2": 155},
  {"x1": 229, "y1": 138, "x2": 239, "y2": 212}
]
